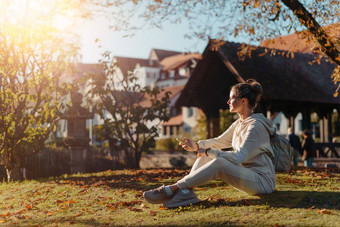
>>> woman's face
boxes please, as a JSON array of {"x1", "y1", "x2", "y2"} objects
[{"x1": 227, "y1": 89, "x2": 243, "y2": 113}]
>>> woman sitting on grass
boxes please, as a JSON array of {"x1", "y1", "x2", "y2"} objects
[{"x1": 143, "y1": 79, "x2": 276, "y2": 208}]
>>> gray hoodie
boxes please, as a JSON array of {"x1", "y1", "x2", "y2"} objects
[{"x1": 197, "y1": 113, "x2": 276, "y2": 191}]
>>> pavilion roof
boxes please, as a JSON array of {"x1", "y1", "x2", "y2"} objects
[{"x1": 176, "y1": 41, "x2": 339, "y2": 113}]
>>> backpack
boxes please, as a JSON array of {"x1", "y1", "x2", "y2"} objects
[{"x1": 267, "y1": 130, "x2": 295, "y2": 171}]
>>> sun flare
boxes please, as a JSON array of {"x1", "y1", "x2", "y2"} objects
[{"x1": 0, "y1": 0, "x2": 78, "y2": 32}]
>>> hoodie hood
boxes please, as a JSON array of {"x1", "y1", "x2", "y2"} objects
[{"x1": 243, "y1": 113, "x2": 276, "y2": 136}]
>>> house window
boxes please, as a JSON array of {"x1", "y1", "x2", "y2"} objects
[
  {"x1": 187, "y1": 107, "x2": 193, "y2": 118},
  {"x1": 169, "y1": 70, "x2": 174, "y2": 78},
  {"x1": 163, "y1": 126, "x2": 167, "y2": 136},
  {"x1": 170, "y1": 126, "x2": 173, "y2": 135},
  {"x1": 275, "y1": 123, "x2": 280, "y2": 131}
]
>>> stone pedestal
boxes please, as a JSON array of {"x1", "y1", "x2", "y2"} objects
[{"x1": 62, "y1": 90, "x2": 93, "y2": 174}]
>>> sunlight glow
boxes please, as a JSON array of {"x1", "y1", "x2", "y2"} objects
[{"x1": 0, "y1": 0, "x2": 78, "y2": 32}]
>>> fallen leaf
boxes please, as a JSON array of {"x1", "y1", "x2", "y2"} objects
[
  {"x1": 15, "y1": 209, "x2": 25, "y2": 215},
  {"x1": 74, "y1": 213, "x2": 83, "y2": 217},
  {"x1": 318, "y1": 209, "x2": 331, "y2": 214},
  {"x1": 150, "y1": 211, "x2": 156, "y2": 216},
  {"x1": 0, "y1": 213, "x2": 11, "y2": 217},
  {"x1": 308, "y1": 206, "x2": 316, "y2": 209}
]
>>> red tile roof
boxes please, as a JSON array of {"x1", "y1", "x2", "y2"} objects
[
  {"x1": 114, "y1": 56, "x2": 157, "y2": 75},
  {"x1": 260, "y1": 23, "x2": 340, "y2": 54},
  {"x1": 152, "y1": 49, "x2": 182, "y2": 61},
  {"x1": 160, "y1": 53, "x2": 201, "y2": 71},
  {"x1": 162, "y1": 114, "x2": 183, "y2": 126},
  {"x1": 139, "y1": 85, "x2": 184, "y2": 107}
]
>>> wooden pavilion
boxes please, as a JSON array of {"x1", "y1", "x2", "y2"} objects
[{"x1": 175, "y1": 40, "x2": 339, "y2": 151}]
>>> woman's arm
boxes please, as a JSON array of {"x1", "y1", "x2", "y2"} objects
[
  {"x1": 197, "y1": 119, "x2": 240, "y2": 150},
  {"x1": 208, "y1": 122, "x2": 267, "y2": 165}
]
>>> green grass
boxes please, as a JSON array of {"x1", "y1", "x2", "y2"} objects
[{"x1": 0, "y1": 168, "x2": 339, "y2": 226}]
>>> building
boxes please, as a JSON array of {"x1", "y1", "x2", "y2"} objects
[
  {"x1": 176, "y1": 40, "x2": 339, "y2": 144},
  {"x1": 259, "y1": 22, "x2": 340, "y2": 137}
]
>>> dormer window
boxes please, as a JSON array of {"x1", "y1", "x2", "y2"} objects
[{"x1": 169, "y1": 70, "x2": 174, "y2": 78}]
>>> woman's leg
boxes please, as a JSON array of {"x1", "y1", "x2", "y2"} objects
[
  {"x1": 168, "y1": 156, "x2": 213, "y2": 192},
  {"x1": 177, "y1": 157, "x2": 271, "y2": 195},
  {"x1": 189, "y1": 156, "x2": 212, "y2": 174}
]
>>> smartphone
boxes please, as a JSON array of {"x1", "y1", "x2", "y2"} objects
[{"x1": 176, "y1": 138, "x2": 195, "y2": 150}]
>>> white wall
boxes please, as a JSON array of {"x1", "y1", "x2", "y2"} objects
[{"x1": 272, "y1": 112, "x2": 303, "y2": 136}]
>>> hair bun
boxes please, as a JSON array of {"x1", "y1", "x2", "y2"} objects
[
  {"x1": 246, "y1": 79, "x2": 262, "y2": 103},
  {"x1": 246, "y1": 79, "x2": 262, "y2": 95}
]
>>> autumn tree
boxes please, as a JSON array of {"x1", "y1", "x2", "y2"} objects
[
  {"x1": 86, "y1": 57, "x2": 171, "y2": 169},
  {"x1": 83, "y1": 0, "x2": 339, "y2": 91},
  {"x1": 0, "y1": 24, "x2": 77, "y2": 182}
]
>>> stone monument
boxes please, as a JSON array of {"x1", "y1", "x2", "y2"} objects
[{"x1": 63, "y1": 90, "x2": 93, "y2": 174}]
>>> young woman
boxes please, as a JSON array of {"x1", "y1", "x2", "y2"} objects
[{"x1": 143, "y1": 79, "x2": 276, "y2": 208}]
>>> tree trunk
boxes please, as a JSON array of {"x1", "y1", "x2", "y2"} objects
[
  {"x1": 281, "y1": 0, "x2": 340, "y2": 65},
  {"x1": 134, "y1": 150, "x2": 141, "y2": 169}
]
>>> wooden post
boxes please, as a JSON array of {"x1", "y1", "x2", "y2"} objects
[
  {"x1": 324, "y1": 116, "x2": 329, "y2": 143},
  {"x1": 328, "y1": 112, "x2": 333, "y2": 142},
  {"x1": 319, "y1": 118, "x2": 324, "y2": 142},
  {"x1": 289, "y1": 116, "x2": 295, "y2": 129},
  {"x1": 205, "y1": 108, "x2": 220, "y2": 138}
]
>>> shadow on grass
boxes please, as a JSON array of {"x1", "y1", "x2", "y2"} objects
[
  {"x1": 191, "y1": 190, "x2": 340, "y2": 211},
  {"x1": 37, "y1": 168, "x2": 189, "y2": 191},
  {"x1": 35, "y1": 168, "x2": 339, "y2": 211}
]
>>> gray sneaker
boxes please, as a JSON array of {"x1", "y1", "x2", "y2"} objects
[
  {"x1": 163, "y1": 189, "x2": 200, "y2": 208},
  {"x1": 143, "y1": 185, "x2": 172, "y2": 204}
]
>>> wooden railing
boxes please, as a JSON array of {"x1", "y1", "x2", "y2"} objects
[{"x1": 315, "y1": 143, "x2": 340, "y2": 158}]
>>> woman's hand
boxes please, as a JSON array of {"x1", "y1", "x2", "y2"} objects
[{"x1": 177, "y1": 137, "x2": 199, "y2": 152}]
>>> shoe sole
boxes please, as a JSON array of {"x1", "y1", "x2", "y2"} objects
[
  {"x1": 143, "y1": 192, "x2": 170, "y2": 204},
  {"x1": 164, "y1": 197, "x2": 200, "y2": 208}
]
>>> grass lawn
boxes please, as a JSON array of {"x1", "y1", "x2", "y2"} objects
[{"x1": 0, "y1": 167, "x2": 339, "y2": 226}]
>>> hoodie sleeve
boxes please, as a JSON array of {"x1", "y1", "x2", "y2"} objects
[
  {"x1": 207, "y1": 121, "x2": 266, "y2": 165},
  {"x1": 197, "y1": 119, "x2": 239, "y2": 150}
]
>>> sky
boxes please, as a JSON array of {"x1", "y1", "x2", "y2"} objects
[
  {"x1": 0, "y1": 0, "x2": 207, "y2": 64},
  {"x1": 79, "y1": 17, "x2": 208, "y2": 63}
]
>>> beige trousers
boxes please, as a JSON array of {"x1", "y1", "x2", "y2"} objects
[{"x1": 177, "y1": 156, "x2": 273, "y2": 195}]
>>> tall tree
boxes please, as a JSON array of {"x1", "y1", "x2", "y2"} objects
[
  {"x1": 0, "y1": 24, "x2": 78, "y2": 181},
  {"x1": 86, "y1": 58, "x2": 171, "y2": 169}
]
